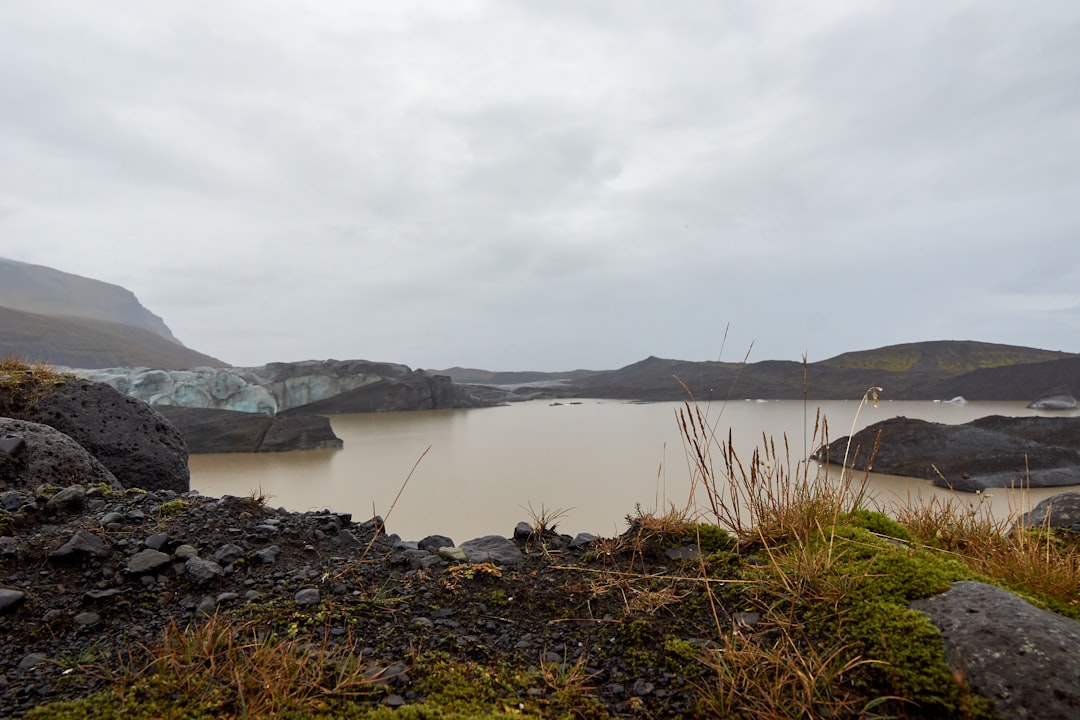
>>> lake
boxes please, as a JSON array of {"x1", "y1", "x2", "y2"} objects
[{"x1": 189, "y1": 398, "x2": 1078, "y2": 543}]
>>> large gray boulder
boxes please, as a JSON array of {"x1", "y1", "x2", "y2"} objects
[
  {"x1": 15, "y1": 379, "x2": 189, "y2": 493},
  {"x1": 0, "y1": 418, "x2": 122, "y2": 492},
  {"x1": 911, "y1": 581, "x2": 1080, "y2": 719},
  {"x1": 817, "y1": 415, "x2": 1080, "y2": 491},
  {"x1": 1018, "y1": 492, "x2": 1080, "y2": 531}
]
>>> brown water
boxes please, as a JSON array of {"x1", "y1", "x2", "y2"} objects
[{"x1": 189, "y1": 399, "x2": 1078, "y2": 543}]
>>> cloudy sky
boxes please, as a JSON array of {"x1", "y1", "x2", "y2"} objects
[{"x1": 2, "y1": 1, "x2": 1078, "y2": 370}]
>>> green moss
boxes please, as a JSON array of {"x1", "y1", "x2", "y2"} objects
[
  {"x1": 156, "y1": 499, "x2": 188, "y2": 516},
  {"x1": 840, "y1": 509, "x2": 912, "y2": 543},
  {"x1": 410, "y1": 652, "x2": 534, "y2": 715},
  {"x1": 621, "y1": 618, "x2": 651, "y2": 644},
  {"x1": 791, "y1": 525, "x2": 997, "y2": 717},
  {"x1": 690, "y1": 523, "x2": 736, "y2": 552}
]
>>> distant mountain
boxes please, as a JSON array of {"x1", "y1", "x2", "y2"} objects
[
  {"x1": 0, "y1": 257, "x2": 227, "y2": 369},
  {"x1": 432, "y1": 366, "x2": 600, "y2": 385},
  {"x1": 0, "y1": 257, "x2": 178, "y2": 341},
  {"x1": 0, "y1": 305, "x2": 227, "y2": 369},
  {"x1": 457, "y1": 341, "x2": 1078, "y2": 402}
]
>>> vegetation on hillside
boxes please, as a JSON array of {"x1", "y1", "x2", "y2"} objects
[
  {"x1": 818, "y1": 339, "x2": 1072, "y2": 375},
  {"x1": 0, "y1": 306, "x2": 228, "y2": 369}
]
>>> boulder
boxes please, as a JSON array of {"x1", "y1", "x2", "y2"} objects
[
  {"x1": 911, "y1": 581, "x2": 1080, "y2": 719},
  {"x1": 13, "y1": 379, "x2": 189, "y2": 493},
  {"x1": 0, "y1": 418, "x2": 121, "y2": 492},
  {"x1": 1018, "y1": 492, "x2": 1080, "y2": 531},
  {"x1": 816, "y1": 415, "x2": 1080, "y2": 491},
  {"x1": 156, "y1": 406, "x2": 342, "y2": 454},
  {"x1": 1028, "y1": 390, "x2": 1078, "y2": 410},
  {"x1": 459, "y1": 535, "x2": 524, "y2": 566}
]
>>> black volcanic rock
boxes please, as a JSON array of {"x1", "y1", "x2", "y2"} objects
[
  {"x1": 281, "y1": 371, "x2": 490, "y2": 414},
  {"x1": 157, "y1": 406, "x2": 343, "y2": 454},
  {"x1": 0, "y1": 418, "x2": 122, "y2": 492},
  {"x1": 8, "y1": 379, "x2": 190, "y2": 493},
  {"x1": 816, "y1": 415, "x2": 1080, "y2": 491}
]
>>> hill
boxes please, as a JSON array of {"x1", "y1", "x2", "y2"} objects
[
  {"x1": 0, "y1": 305, "x2": 227, "y2": 369},
  {"x1": 0, "y1": 257, "x2": 227, "y2": 369},
  {"x1": 0, "y1": 257, "x2": 178, "y2": 341},
  {"x1": 481, "y1": 341, "x2": 1078, "y2": 401}
]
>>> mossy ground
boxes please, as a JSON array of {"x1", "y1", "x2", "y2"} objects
[{"x1": 22, "y1": 502, "x2": 1073, "y2": 719}]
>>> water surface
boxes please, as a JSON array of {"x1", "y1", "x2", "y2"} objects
[{"x1": 190, "y1": 399, "x2": 1077, "y2": 542}]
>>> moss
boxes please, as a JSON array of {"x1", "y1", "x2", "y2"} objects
[
  {"x1": 795, "y1": 525, "x2": 997, "y2": 717},
  {"x1": 156, "y1": 499, "x2": 188, "y2": 516},
  {"x1": 841, "y1": 509, "x2": 912, "y2": 543},
  {"x1": 621, "y1": 618, "x2": 651, "y2": 644},
  {"x1": 410, "y1": 652, "x2": 534, "y2": 715},
  {"x1": 690, "y1": 523, "x2": 736, "y2": 552}
]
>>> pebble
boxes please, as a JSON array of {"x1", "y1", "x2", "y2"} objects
[
  {"x1": 127, "y1": 548, "x2": 172, "y2": 574},
  {"x1": 0, "y1": 588, "x2": 27, "y2": 613},
  {"x1": 73, "y1": 611, "x2": 101, "y2": 627},
  {"x1": 213, "y1": 543, "x2": 245, "y2": 564},
  {"x1": 144, "y1": 533, "x2": 169, "y2": 550},
  {"x1": 174, "y1": 544, "x2": 199, "y2": 559},
  {"x1": 256, "y1": 545, "x2": 280, "y2": 563},
  {"x1": 185, "y1": 557, "x2": 224, "y2": 584},
  {"x1": 295, "y1": 587, "x2": 321, "y2": 606},
  {"x1": 19, "y1": 653, "x2": 48, "y2": 670}
]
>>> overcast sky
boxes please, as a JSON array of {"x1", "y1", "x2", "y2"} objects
[{"x1": 2, "y1": 1, "x2": 1078, "y2": 371}]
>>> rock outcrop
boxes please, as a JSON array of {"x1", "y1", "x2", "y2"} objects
[
  {"x1": 911, "y1": 581, "x2": 1080, "y2": 719},
  {"x1": 1028, "y1": 386, "x2": 1078, "y2": 409},
  {"x1": 1019, "y1": 491, "x2": 1080, "y2": 531},
  {"x1": 156, "y1": 407, "x2": 343, "y2": 454},
  {"x1": 0, "y1": 418, "x2": 122, "y2": 493},
  {"x1": 11, "y1": 379, "x2": 189, "y2": 493},
  {"x1": 816, "y1": 415, "x2": 1080, "y2": 491},
  {"x1": 74, "y1": 359, "x2": 497, "y2": 415}
]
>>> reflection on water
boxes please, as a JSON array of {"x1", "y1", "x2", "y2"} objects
[{"x1": 189, "y1": 399, "x2": 1078, "y2": 542}]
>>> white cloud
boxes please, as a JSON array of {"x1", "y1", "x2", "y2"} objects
[{"x1": 1, "y1": 0, "x2": 1078, "y2": 369}]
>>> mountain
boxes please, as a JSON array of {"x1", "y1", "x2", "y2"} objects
[
  {"x1": 0, "y1": 305, "x2": 227, "y2": 369},
  {"x1": 432, "y1": 366, "x2": 600, "y2": 385},
  {"x1": 463, "y1": 341, "x2": 1078, "y2": 402},
  {"x1": 0, "y1": 257, "x2": 178, "y2": 341},
  {"x1": 0, "y1": 257, "x2": 227, "y2": 369}
]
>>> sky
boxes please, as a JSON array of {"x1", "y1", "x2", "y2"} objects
[{"x1": 2, "y1": 1, "x2": 1079, "y2": 371}]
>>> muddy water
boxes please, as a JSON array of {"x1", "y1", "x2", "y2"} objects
[{"x1": 189, "y1": 399, "x2": 1078, "y2": 542}]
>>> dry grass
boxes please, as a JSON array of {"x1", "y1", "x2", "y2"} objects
[
  {"x1": 0, "y1": 355, "x2": 72, "y2": 415},
  {"x1": 118, "y1": 613, "x2": 378, "y2": 717},
  {"x1": 897, "y1": 492, "x2": 1080, "y2": 610},
  {"x1": 677, "y1": 384, "x2": 879, "y2": 546},
  {"x1": 699, "y1": 627, "x2": 886, "y2": 720}
]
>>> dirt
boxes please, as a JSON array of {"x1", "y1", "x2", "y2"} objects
[{"x1": 0, "y1": 485, "x2": 728, "y2": 718}]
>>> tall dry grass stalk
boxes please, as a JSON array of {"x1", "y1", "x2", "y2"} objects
[
  {"x1": 897, "y1": 490, "x2": 1080, "y2": 608},
  {"x1": 676, "y1": 384, "x2": 882, "y2": 544}
]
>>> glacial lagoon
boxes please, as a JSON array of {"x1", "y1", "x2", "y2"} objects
[{"x1": 190, "y1": 399, "x2": 1078, "y2": 543}]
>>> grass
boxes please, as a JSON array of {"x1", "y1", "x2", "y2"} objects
[
  {"x1": 29, "y1": 612, "x2": 383, "y2": 719},
  {"x1": 0, "y1": 355, "x2": 72, "y2": 416}
]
